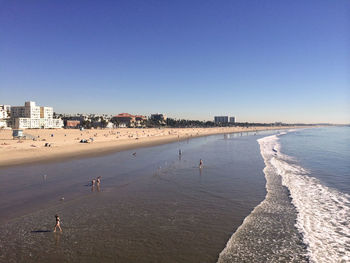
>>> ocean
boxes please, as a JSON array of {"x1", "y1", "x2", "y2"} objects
[
  {"x1": 218, "y1": 126, "x2": 350, "y2": 262},
  {"x1": 0, "y1": 127, "x2": 349, "y2": 262}
]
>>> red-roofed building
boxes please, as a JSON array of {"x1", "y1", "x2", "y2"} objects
[
  {"x1": 135, "y1": 115, "x2": 147, "y2": 122},
  {"x1": 112, "y1": 113, "x2": 147, "y2": 127},
  {"x1": 66, "y1": 120, "x2": 81, "y2": 128}
]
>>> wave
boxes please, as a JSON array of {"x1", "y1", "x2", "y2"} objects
[
  {"x1": 217, "y1": 134, "x2": 308, "y2": 262},
  {"x1": 269, "y1": 137, "x2": 350, "y2": 262},
  {"x1": 218, "y1": 133, "x2": 350, "y2": 262}
]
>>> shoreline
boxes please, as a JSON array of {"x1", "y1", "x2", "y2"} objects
[{"x1": 0, "y1": 126, "x2": 309, "y2": 168}]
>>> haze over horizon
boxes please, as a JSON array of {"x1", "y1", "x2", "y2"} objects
[{"x1": 0, "y1": 0, "x2": 349, "y2": 124}]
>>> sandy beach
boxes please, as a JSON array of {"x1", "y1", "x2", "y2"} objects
[{"x1": 0, "y1": 126, "x2": 295, "y2": 167}]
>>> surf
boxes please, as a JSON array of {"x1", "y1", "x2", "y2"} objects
[
  {"x1": 269, "y1": 136, "x2": 350, "y2": 262},
  {"x1": 217, "y1": 134, "x2": 308, "y2": 262},
  {"x1": 218, "y1": 132, "x2": 350, "y2": 262}
]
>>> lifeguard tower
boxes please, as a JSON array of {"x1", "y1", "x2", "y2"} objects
[
  {"x1": 12, "y1": 129, "x2": 24, "y2": 139},
  {"x1": 12, "y1": 129, "x2": 36, "y2": 140}
]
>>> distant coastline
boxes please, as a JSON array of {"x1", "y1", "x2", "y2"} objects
[{"x1": 0, "y1": 126, "x2": 315, "y2": 168}]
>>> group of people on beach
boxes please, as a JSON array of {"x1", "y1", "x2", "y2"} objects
[
  {"x1": 91, "y1": 176, "x2": 102, "y2": 192},
  {"x1": 91, "y1": 176, "x2": 102, "y2": 186}
]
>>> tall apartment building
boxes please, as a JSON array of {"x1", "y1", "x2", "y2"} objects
[
  {"x1": 214, "y1": 116, "x2": 229, "y2": 123},
  {"x1": 214, "y1": 116, "x2": 235, "y2": 124},
  {"x1": 11, "y1": 101, "x2": 63, "y2": 129}
]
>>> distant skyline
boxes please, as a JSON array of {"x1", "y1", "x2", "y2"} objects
[{"x1": 1, "y1": 0, "x2": 349, "y2": 124}]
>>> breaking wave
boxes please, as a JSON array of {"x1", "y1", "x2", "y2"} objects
[{"x1": 218, "y1": 133, "x2": 350, "y2": 262}]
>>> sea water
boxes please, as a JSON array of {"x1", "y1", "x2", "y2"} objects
[{"x1": 218, "y1": 127, "x2": 350, "y2": 262}]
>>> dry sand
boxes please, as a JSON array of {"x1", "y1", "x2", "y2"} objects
[{"x1": 0, "y1": 126, "x2": 294, "y2": 167}]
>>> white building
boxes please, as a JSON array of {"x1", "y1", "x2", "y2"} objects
[
  {"x1": 0, "y1": 105, "x2": 11, "y2": 113},
  {"x1": 0, "y1": 105, "x2": 11, "y2": 128},
  {"x1": 11, "y1": 101, "x2": 63, "y2": 129},
  {"x1": 40, "y1": 106, "x2": 53, "y2": 119},
  {"x1": 0, "y1": 105, "x2": 11, "y2": 119},
  {"x1": 0, "y1": 120, "x2": 8, "y2": 128},
  {"x1": 0, "y1": 109, "x2": 8, "y2": 119}
]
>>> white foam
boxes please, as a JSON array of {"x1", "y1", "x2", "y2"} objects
[
  {"x1": 259, "y1": 135, "x2": 350, "y2": 263},
  {"x1": 218, "y1": 134, "x2": 309, "y2": 262}
]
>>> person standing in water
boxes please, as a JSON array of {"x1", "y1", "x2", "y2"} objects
[
  {"x1": 96, "y1": 176, "x2": 102, "y2": 192},
  {"x1": 54, "y1": 214, "x2": 62, "y2": 232},
  {"x1": 96, "y1": 176, "x2": 101, "y2": 185},
  {"x1": 199, "y1": 159, "x2": 203, "y2": 168}
]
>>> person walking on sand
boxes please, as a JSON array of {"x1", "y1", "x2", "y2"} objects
[
  {"x1": 199, "y1": 159, "x2": 203, "y2": 168},
  {"x1": 91, "y1": 178, "x2": 96, "y2": 186},
  {"x1": 54, "y1": 214, "x2": 62, "y2": 232}
]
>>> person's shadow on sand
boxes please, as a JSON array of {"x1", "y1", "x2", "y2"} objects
[{"x1": 31, "y1": 230, "x2": 52, "y2": 233}]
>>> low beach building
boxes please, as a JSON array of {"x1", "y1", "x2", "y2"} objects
[
  {"x1": 135, "y1": 115, "x2": 147, "y2": 127},
  {"x1": 113, "y1": 113, "x2": 147, "y2": 127},
  {"x1": 113, "y1": 113, "x2": 135, "y2": 127},
  {"x1": 11, "y1": 101, "x2": 63, "y2": 129},
  {"x1": 65, "y1": 120, "x2": 81, "y2": 128}
]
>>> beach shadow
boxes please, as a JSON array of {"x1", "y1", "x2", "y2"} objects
[{"x1": 31, "y1": 230, "x2": 52, "y2": 233}]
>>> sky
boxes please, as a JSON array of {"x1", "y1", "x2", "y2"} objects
[{"x1": 0, "y1": 0, "x2": 349, "y2": 123}]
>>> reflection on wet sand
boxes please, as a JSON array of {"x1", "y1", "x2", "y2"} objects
[{"x1": 54, "y1": 232, "x2": 61, "y2": 247}]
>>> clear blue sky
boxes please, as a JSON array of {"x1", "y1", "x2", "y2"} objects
[{"x1": 0, "y1": 0, "x2": 349, "y2": 123}]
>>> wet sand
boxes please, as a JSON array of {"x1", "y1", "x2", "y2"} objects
[{"x1": 0, "y1": 130, "x2": 280, "y2": 262}]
